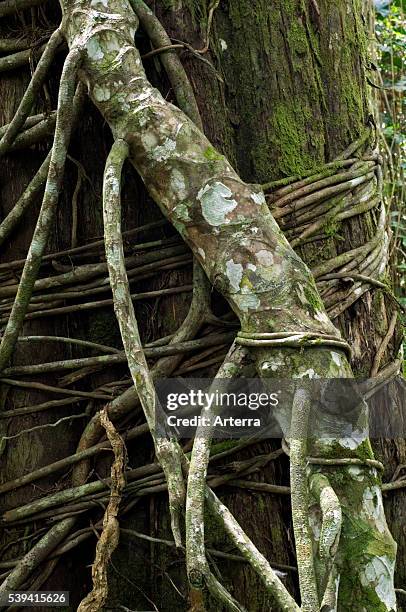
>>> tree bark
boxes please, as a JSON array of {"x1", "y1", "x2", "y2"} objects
[{"x1": 0, "y1": 1, "x2": 403, "y2": 611}]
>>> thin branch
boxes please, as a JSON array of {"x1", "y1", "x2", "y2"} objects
[
  {"x1": 195, "y1": 0, "x2": 220, "y2": 54},
  {"x1": 0, "y1": 412, "x2": 87, "y2": 443},
  {"x1": 0, "y1": 396, "x2": 88, "y2": 419},
  {"x1": 16, "y1": 335, "x2": 120, "y2": 354},
  {"x1": 0, "y1": 378, "x2": 111, "y2": 401},
  {"x1": 0, "y1": 50, "x2": 84, "y2": 373},
  {"x1": 0, "y1": 29, "x2": 62, "y2": 155},
  {"x1": 370, "y1": 312, "x2": 398, "y2": 377}
]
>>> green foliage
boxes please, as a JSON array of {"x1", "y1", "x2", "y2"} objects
[{"x1": 375, "y1": 1, "x2": 405, "y2": 353}]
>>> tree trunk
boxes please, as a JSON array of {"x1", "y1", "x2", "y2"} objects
[
  {"x1": 0, "y1": 1, "x2": 403, "y2": 611},
  {"x1": 150, "y1": 2, "x2": 404, "y2": 609}
]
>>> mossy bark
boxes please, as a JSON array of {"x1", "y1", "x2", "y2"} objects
[
  {"x1": 145, "y1": 2, "x2": 402, "y2": 610},
  {"x1": 0, "y1": 1, "x2": 402, "y2": 610},
  {"x1": 52, "y1": 0, "x2": 399, "y2": 609}
]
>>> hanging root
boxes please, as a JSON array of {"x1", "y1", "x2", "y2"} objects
[
  {"x1": 310, "y1": 473, "x2": 342, "y2": 610},
  {"x1": 129, "y1": 0, "x2": 202, "y2": 130},
  {"x1": 103, "y1": 138, "x2": 185, "y2": 546},
  {"x1": 370, "y1": 311, "x2": 398, "y2": 377},
  {"x1": 202, "y1": 484, "x2": 301, "y2": 612},
  {"x1": 205, "y1": 572, "x2": 247, "y2": 612},
  {"x1": 77, "y1": 407, "x2": 126, "y2": 612},
  {"x1": 289, "y1": 387, "x2": 320, "y2": 612},
  {"x1": 0, "y1": 28, "x2": 62, "y2": 156},
  {"x1": 0, "y1": 49, "x2": 84, "y2": 373},
  {"x1": 186, "y1": 344, "x2": 247, "y2": 589}
]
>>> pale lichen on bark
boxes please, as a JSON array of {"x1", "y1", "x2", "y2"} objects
[
  {"x1": 102, "y1": 137, "x2": 185, "y2": 547},
  {"x1": 5, "y1": 0, "x2": 394, "y2": 609}
]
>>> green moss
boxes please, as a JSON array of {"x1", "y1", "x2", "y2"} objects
[
  {"x1": 268, "y1": 103, "x2": 318, "y2": 177},
  {"x1": 210, "y1": 439, "x2": 241, "y2": 456},
  {"x1": 257, "y1": 496, "x2": 266, "y2": 512},
  {"x1": 371, "y1": 292, "x2": 389, "y2": 336},
  {"x1": 323, "y1": 218, "x2": 343, "y2": 238},
  {"x1": 337, "y1": 512, "x2": 396, "y2": 611},
  {"x1": 339, "y1": 565, "x2": 391, "y2": 612},
  {"x1": 204, "y1": 145, "x2": 224, "y2": 162},
  {"x1": 204, "y1": 505, "x2": 228, "y2": 547},
  {"x1": 355, "y1": 439, "x2": 375, "y2": 463},
  {"x1": 303, "y1": 283, "x2": 325, "y2": 314},
  {"x1": 287, "y1": 20, "x2": 308, "y2": 58},
  {"x1": 341, "y1": 55, "x2": 364, "y2": 128}
]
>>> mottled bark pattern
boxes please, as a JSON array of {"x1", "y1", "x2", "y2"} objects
[{"x1": 56, "y1": 1, "x2": 397, "y2": 610}]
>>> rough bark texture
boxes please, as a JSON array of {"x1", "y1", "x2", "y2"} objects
[
  {"x1": 0, "y1": 10, "x2": 89, "y2": 600},
  {"x1": 0, "y1": 1, "x2": 403, "y2": 611},
  {"x1": 57, "y1": 1, "x2": 397, "y2": 609},
  {"x1": 151, "y1": 2, "x2": 404, "y2": 609}
]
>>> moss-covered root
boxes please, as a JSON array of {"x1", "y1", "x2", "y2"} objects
[
  {"x1": 257, "y1": 348, "x2": 397, "y2": 611},
  {"x1": 289, "y1": 387, "x2": 319, "y2": 611},
  {"x1": 186, "y1": 344, "x2": 247, "y2": 590},
  {"x1": 309, "y1": 473, "x2": 342, "y2": 609},
  {"x1": 58, "y1": 1, "x2": 397, "y2": 608},
  {"x1": 0, "y1": 52, "x2": 84, "y2": 374},
  {"x1": 103, "y1": 138, "x2": 185, "y2": 546}
]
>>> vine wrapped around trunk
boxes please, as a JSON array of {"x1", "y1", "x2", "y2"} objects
[{"x1": 1, "y1": 0, "x2": 397, "y2": 610}]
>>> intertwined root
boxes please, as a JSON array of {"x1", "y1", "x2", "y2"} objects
[{"x1": 0, "y1": 1, "x2": 398, "y2": 611}]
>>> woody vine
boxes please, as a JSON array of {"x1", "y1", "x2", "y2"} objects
[{"x1": 0, "y1": 1, "x2": 403, "y2": 611}]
